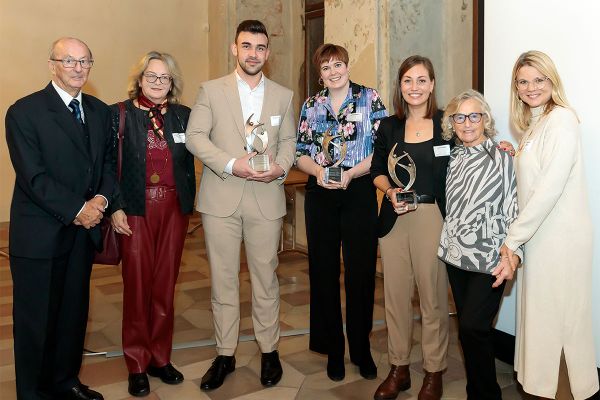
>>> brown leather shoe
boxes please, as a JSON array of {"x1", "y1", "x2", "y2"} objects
[
  {"x1": 417, "y1": 371, "x2": 443, "y2": 400},
  {"x1": 373, "y1": 365, "x2": 410, "y2": 400}
]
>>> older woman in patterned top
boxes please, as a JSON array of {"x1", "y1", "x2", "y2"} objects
[
  {"x1": 295, "y1": 43, "x2": 387, "y2": 382},
  {"x1": 438, "y1": 89, "x2": 521, "y2": 400}
]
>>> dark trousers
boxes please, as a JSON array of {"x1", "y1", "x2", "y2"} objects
[
  {"x1": 304, "y1": 174, "x2": 378, "y2": 363},
  {"x1": 446, "y1": 264, "x2": 505, "y2": 400},
  {"x1": 121, "y1": 187, "x2": 189, "y2": 373},
  {"x1": 11, "y1": 228, "x2": 94, "y2": 400}
]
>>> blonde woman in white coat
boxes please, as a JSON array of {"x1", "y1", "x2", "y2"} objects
[{"x1": 494, "y1": 50, "x2": 598, "y2": 399}]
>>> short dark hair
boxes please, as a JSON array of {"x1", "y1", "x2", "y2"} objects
[
  {"x1": 235, "y1": 20, "x2": 269, "y2": 44},
  {"x1": 393, "y1": 55, "x2": 437, "y2": 119},
  {"x1": 312, "y1": 43, "x2": 349, "y2": 72}
]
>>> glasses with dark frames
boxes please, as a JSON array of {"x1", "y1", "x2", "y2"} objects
[
  {"x1": 143, "y1": 74, "x2": 172, "y2": 85},
  {"x1": 450, "y1": 112, "x2": 483, "y2": 124}
]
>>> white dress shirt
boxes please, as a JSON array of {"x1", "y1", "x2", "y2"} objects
[
  {"x1": 52, "y1": 81, "x2": 108, "y2": 216},
  {"x1": 52, "y1": 80, "x2": 85, "y2": 122},
  {"x1": 224, "y1": 71, "x2": 266, "y2": 175}
]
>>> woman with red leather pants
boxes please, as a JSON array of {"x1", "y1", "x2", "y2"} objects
[{"x1": 109, "y1": 51, "x2": 196, "y2": 397}]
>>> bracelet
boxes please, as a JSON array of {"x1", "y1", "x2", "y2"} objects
[{"x1": 384, "y1": 187, "x2": 393, "y2": 200}]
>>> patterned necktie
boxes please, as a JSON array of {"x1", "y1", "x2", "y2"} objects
[{"x1": 68, "y1": 98, "x2": 83, "y2": 125}]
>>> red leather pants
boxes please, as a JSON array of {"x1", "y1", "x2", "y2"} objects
[{"x1": 121, "y1": 187, "x2": 189, "y2": 373}]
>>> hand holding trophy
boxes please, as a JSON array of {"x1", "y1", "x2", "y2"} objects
[
  {"x1": 245, "y1": 114, "x2": 270, "y2": 172},
  {"x1": 322, "y1": 129, "x2": 348, "y2": 183},
  {"x1": 387, "y1": 143, "x2": 418, "y2": 212}
]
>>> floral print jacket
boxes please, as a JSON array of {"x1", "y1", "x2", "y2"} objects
[{"x1": 296, "y1": 81, "x2": 387, "y2": 168}]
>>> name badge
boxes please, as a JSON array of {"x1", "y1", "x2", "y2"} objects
[
  {"x1": 346, "y1": 112, "x2": 363, "y2": 122},
  {"x1": 172, "y1": 132, "x2": 186, "y2": 143},
  {"x1": 433, "y1": 144, "x2": 450, "y2": 157},
  {"x1": 270, "y1": 115, "x2": 281, "y2": 126},
  {"x1": 523, "y1": 140, "x2": 534, "y2": 152}
]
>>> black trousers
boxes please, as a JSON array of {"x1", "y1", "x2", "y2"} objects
[
  {"x1": 304, "y1": 174, "x2": 378, "y2": 363},
  {"x1": 11, "y1": 228, "x2": 94, "y2": 400},
  {"x1": 446, "y1": 264, "x2": 505, "y2": 400}
]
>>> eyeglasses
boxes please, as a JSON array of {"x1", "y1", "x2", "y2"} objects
[
  {"x1": 515, "y1": 76, "x2": 550, "y2": 90},
  {"x1": 50, "y1": 58, "x2": 94, "y2": 69},
  {"x1": 450, "y1": 113, "x2": 483, "y2": 124},
  {"x1": 144, "y1": 74, "x2": 172, "y2": 85}
]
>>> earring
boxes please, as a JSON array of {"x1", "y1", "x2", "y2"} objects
[{"x1": 318, "y1": 77, "x2": 324, "y2": 86}]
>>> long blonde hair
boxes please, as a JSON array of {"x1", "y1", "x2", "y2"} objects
[
  {"x1": 127, "y1": 51, "x2": 182, "y2": 104},
  {"x1": 510, "y1": 50, "x2": 572, "y2": 132}
]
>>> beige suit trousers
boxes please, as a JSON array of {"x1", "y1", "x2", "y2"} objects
[
  {"x1": 202, "y1": 184, "x2": 282, "y2": 356},
  {"x1": 379, "y1": 203, "x2": 449, "y2": 372}
]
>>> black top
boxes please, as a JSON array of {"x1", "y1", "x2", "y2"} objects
[
  {"x1": 108, "y1": 99, "x2": 196, "y2": 216},
  {"x1": 401, "y1": 139, "x2": 435, "y2": 196},
  {"x1": 370, "y1": 110, "x2": 453, "y2": 237}
]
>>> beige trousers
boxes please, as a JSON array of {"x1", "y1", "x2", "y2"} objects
[
  {"x1": 202, "y1": 184, "x2": 282, "y2": 356},
  {"x1": 379, "y1": 203, "x2": 449, "y2": 372}
]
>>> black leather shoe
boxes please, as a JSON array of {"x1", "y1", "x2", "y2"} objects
[
  {"x1": 200, "y1": 355, "x2": 236, "y2": 391},
  {"x1": 327, "y1": 354, "x2": 345, "y2": 382},
  {"x1": 68, "y1": 384, "x2": 104, "y2": 400},
  {"x1": 128, "y1": 373, "x2": 150, "y2": 397},
  {"x1": 260, "y1": 350, "x2": 283, "y2": 386},
  {"x1": 147, "y1": 363, "x2": 184, "y2": 385}
]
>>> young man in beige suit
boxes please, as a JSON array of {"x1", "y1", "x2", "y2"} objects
[{"x1": 185, "y1": 20, "x2": 296, "y2": 391}]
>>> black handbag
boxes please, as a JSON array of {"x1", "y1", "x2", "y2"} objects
[{"x1": 94, "y1": 102, "x2": 125, "y2": 265}]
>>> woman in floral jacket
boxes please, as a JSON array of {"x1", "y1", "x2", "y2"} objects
[{"x1": 295, "y1": 43, "x2": 387, "y2": 382}]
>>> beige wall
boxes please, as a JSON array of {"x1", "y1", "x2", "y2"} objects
[
  {"x1": 206, "y1": 0, "x2": 305, "y2": 112},
  {"x1": 0, "y1": 0, "x2": 210, "y2": 222},
  {"x1": 324, "y1": 0, "x2": 379, "y2": 90},
  {"x1": 324, "y1": 0, "x2": 473, "y2": 111},
  {"x1": 0, "y1": 0, "x2": 305, "y2": 223}
]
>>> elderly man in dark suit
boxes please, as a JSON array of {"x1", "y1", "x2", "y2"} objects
[{"x1": 5, "y1": 37, "x2": 114, "y2": 400}]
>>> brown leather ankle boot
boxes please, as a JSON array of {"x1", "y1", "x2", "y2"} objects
[
  {"x1": 373, "y1": 364, "x2": 410, "y2": 400},
  {"x1": 417, "y1": 371, "x2": 443, "y2": 400}
]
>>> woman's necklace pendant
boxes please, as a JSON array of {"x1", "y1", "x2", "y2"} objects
[
  {"x1": 150, "y1": 173, "x2": 160, "y2": 184},
  {"x1": 416, "y1": 131, "x2": 421, "y2": 137}
]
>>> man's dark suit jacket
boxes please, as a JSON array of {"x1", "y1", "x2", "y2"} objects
[{"x1": 5, "y1": 82, "x2": 114, "y2": 258}]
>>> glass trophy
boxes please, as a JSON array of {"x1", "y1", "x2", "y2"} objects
[
  {"x1": 245, "y1": 114, "x2": 270, "y2": 172},
  {"x1": 322, "y1": 129, "x2": 348, "y2": 183},
  {"x1": 387, "y1": 143, "x2": 418, "y2": 210}
]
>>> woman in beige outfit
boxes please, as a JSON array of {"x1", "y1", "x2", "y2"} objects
[{"x1": 497, "y1": 50, "x2": 598, "y2": 399}]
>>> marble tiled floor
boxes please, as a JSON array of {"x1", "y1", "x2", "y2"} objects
[{"x1": 0, "y1": 218, "x2": 571, "y2": 399}]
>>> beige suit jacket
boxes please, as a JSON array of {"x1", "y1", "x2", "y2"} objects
[{"x1": 186, "y1": 72, "x2": 296, "y2": 220}]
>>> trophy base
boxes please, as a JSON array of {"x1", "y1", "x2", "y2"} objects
[
  {"x1": 395, "y1": 190, "x2": 418, "y2": 210},
  {"x1": 324, "y1": 167, "x2": 343, "y2": 183},
  {"x1": 250, "y1": 155, "x2": 270, "y2": 172}
]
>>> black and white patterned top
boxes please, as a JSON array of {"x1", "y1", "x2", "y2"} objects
[{"x1": 438, "y1": 138, "x2": 522, "y2": 274}]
